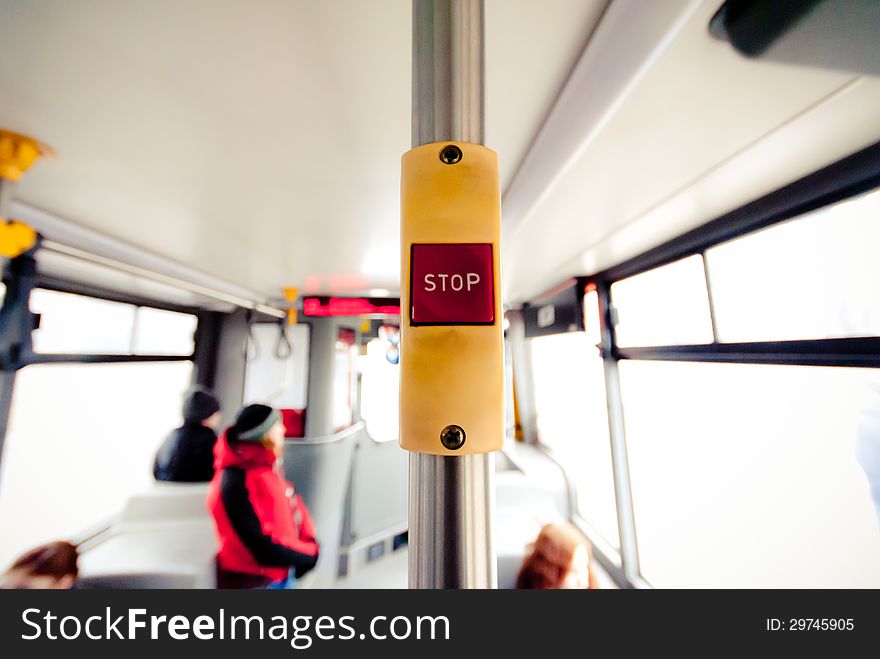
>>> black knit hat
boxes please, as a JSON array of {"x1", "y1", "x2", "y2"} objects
[
  {"x1": 232, "y1": 404, "x2": 282, "y2": 442},
  {"x1": 182, "y1": 387, "x2": 221, "y2": 423}
]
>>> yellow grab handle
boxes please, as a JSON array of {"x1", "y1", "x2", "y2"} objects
[
  {"x1": 0, "y1": 130, "x2": 53, "y2": 182},
  {"x1": 0, "y1": 220, "x2": 37, "y2": 258}
]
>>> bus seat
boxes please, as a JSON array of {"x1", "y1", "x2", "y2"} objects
[
  {"x1": 495, "y1": 450, "x2": 519, "y2": 472},
  {"x1": 78, "y1": 523, "x2": 217, "y2": 589},
  {"x1": 281, "y1": 408, "x2": 306, "y2": 438},
  {"x1": 494, "y1": 442, "x2": 571, "y2": 589},
  {"x1": 497, "y1": 440, "x2": 572, "y2": 518},
  {"x1": 342, "y1": 430, "x2": 408, "y2": 551},
  {"x1": 117, "y1": 482, "x2": 211, "y2": 524},
  {"x1": 78, "y1": 571, "x2": 203, "y2": 589},
  {"x1": 77, "y1": 483, "x2": 217, "y2": 589},
  {"x1": 282, "y1": 423, "x2": 360, "y2": 588}
]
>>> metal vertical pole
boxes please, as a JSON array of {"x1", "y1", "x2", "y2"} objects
[
  {"x1": 701, "y1": 252, "x2": 720, "y2": 343},
  {"x1": 0, "y1": 132, "x2": 50, "y2": 485},
  {"x1": 0, "y1": 177, "x2": 22, "y2": 482},
  {"x1": 0, "y1": 251, "x2": 40, "y2": 486},
  {"x1": 596, "y1": 280, "x2": 640, "y2": 582},
  {"x1": 505, "y1": 308, "x2": 538, "y2": 444},
  {"x1": 408, "y1": 0, "x2": 496, "y2": 589},
  {"x1": 0, "y1": 177, "x2": 15, "y2": 479},
  {"x1": 0, "y1": 178, "x2": 13, "y2": 218}
]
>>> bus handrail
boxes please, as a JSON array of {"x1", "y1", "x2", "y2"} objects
[
  {"x1": 285, "y1": 421, "x2": 365, "y2": 446},
  {"x1": 72, "y1": 518, "x2": 116, "y2": 553}
]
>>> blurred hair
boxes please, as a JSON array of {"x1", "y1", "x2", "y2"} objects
[
  {"x1": 516, "y1": 523, "x2": 597, "y2": 589},
  {"x1": 10, "y1": 541, "x2": 79, "y2": 579}
]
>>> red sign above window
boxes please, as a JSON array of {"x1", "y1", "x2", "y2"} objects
[
  {"x1": 410, "y1": 243, "x2": 495, "y2": 325},
  {"x1": 302, "y1": 297, "x2": 400, "y2": 317}
]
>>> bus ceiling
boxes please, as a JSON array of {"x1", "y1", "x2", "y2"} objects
[{"x1": 0, "y1": 2, "x2": 879, "y2": 307}]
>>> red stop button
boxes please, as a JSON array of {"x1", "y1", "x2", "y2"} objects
[{"x1": 410, "y1": 243, "x2": 495, "y2": 325}]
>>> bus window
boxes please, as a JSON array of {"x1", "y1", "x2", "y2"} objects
[
  {"x1": 619, "y1": 360, "x2": 880, "y2": 588},
  {"x1": 0, "y1": 360, "x2": 193, "y2": 569},
  {"x1": 243, "y1": 323, "x2": 310, "y2": 410},
  {"x1": 611, "y1": 255, "x2": 714, "y2": 348},
  {"x1": 706, "y1": 188, "x2": 880, "y2": 343},
  {"x1": 530, "y1": 306, "x2": 619, "y2": 548},
  {"x1": 131, "y1": 306, "x2": 197, "y2": 355},
  {"x1": 31, "y1": 289, "x2": 137, "y2": 354},
  {"x1": 30, "y1": 289, "x2": 198, "y2": 356},
  {"x1": 359, "y1": 337, "x2": 400, "y2": 443}
]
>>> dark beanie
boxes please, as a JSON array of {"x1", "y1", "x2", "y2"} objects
[
  {"x1": 182, "y1": 387, "x2": 221, "y2": 423},
  {"x1": 231, "y1": 404, "x2": 282, "y2": 442}
]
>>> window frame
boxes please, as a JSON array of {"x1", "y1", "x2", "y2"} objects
[
  {"x1": 29, "y1": 274, "x2": 201, "y2": 365},
  {"x1": 523, "y1": 140, "x2": 880, "y2": 589},
  {"x1": 594, "y1": 139, "x2": 880, "y2": 370}
]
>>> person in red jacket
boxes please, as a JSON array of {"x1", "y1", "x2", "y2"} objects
[{"x1": 207, "y1": 404, "x2": 319, "y2": 589}]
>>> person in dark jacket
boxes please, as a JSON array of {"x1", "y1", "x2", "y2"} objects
[
  {"x1": 207, "y1": 404, "x2": 319, "y2": 589},
  {"x1": 153, "y1": 387, "x2": 222, "y2": 482}
]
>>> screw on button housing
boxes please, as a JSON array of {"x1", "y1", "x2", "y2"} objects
[
  {"x1": 439, "y1": 144, "x2": 463, "y2": 165},
  {"x1": 440, "y1": 424, "x2": 466, "y2": 450}
]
